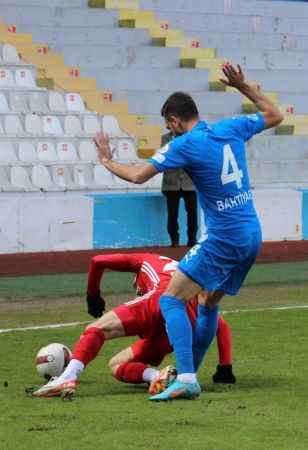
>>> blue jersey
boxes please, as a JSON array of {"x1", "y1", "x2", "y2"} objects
[{"x1": 149, "y1": 113, "x2": 265, "y2": 240}]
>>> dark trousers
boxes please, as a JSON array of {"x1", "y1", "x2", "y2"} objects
[{"x1": 163, "y1": 190, "x2": 198, "y2": 245}]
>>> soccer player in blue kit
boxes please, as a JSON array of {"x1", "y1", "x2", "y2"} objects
[{"x1": 94, "y1": 63, "x2": 284, "y2": 401}]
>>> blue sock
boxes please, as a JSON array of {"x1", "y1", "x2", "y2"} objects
[
  {"x1": 193, "y1": 305, "x2": 219, "y2": 371},
  {"x1": 160, "y1": 295, "x2": 195, "y2": 374}
]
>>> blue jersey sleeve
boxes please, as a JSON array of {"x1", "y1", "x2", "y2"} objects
[
  {"x1": 230, "y1": 112, "x2": 265, "y2": 141},
  {"x1": 148, "y1": 137, "x2": 188, "y2": 172}
]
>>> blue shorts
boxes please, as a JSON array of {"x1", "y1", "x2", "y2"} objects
[{"x1": 178, "y1": 230, "x2": 262, "y2": 295}]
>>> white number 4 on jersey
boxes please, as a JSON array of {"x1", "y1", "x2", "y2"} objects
[{"x1": 221, "y1": 144, "x2": 243, "y2": 189}]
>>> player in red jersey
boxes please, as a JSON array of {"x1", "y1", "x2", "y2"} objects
[{"x1": 32, "y1": 253, "x2": 235, "y2": 398}]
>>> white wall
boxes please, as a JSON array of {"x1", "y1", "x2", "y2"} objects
[{"x1": 0, "y1": 192, "x2": 93, "y2": 254}]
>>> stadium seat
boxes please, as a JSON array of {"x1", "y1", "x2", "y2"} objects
[
  {"x1": 9, "y1": 92, "x2": 29, "y2": 113},
  {"x1": 65, "y1": 93, "x2": 85, "y2": 112},
  {"x1": 42, "y1": 115, "x2": 63, "y2": 135},
  {"x1": 25, "y1": 113, "x2": 43, "y2": 135},
  {"x1": 48, "y1": 91, "x2": 67, "y2": 113},
  {"x1": 78, "y1": 140, "x2": 98, "y2": 162},
  {"x1": 51, "y1": 165, "x2": 82, "y2": 190},
  {"x1": 57, "y1": 141, "x2": 79, "y2": 162},
  {"x1": 0, "y1": 166, "x2": 19, "y2": 191},
  {"x1": 37, "y1": 141, "x2": 58, "y2": 162},
  {"x1": 102, "y1": 115, "x2": 123, "y2": 136},
  {"x1": 0, "y1": 69, "x2": 14, "y2": 87},
  {"x1": 117, "y1": 139, "x2": 138, "y2": 161},
  {"x1": 32, "y1": 164, "x2": 64, "y2": 191},
  {"x1": 1, "y1": 43, "x2": 20, "y2": 64},
  {"x1": 94, "y1": 164, "x2": 115, "y2": 188},
  {"x1": 64, "y1": 115, "x2": 83, "y2": 135},
  {"x1": 72, "y1": 164, "x2": 95, "y2": 189},
  {"x1": 29, "y1": 92, "x2": 49, "y2": 114},
  {"x1": 83, "y1": 115, "x2": 101, "y2": 134},
  {"x1": 145, "y1": 172, "x2": 163, "y2": 189},
  {"x1": 0, "y1": 141, "x2": 18, "y2": 164},
  {"x1": 15, "y1": 68, "x2": 36, "y2": 88},
  {"x1": 4, "y1": 114, "x2": 24, "y2": 135},
  {"x1": 10, "y1": 165, "x2": 38, "y2": 191},
  {"x1": 0, "y1": 92, "x2": 9, "y2": 111},
  {"x1": 18, "y1": 141, "x2": 39, "y2": 163}
]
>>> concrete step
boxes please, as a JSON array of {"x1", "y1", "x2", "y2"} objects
[
  {"x1": 80, "y1": 67, "x2": 209, "y2": 91},
  {"x1": 52, "y1": 44, "x2": 181, "y2": 69},
  {"x1": 112, "y1": 90, "x2": 242, "y2": 115}
]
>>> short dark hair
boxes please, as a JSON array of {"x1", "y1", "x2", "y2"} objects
[{"x1": 161, "y1": 92, "x2": 199, "y2": 121}]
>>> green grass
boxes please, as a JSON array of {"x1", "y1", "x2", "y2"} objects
[
  {"x1": 1, "y1": 261, "x2": 308, "y2": 302},
  {"x1": 1, "y1": 262, "x2": 308, "y2": 449}
]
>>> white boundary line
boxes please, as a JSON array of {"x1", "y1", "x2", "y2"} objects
[{"x1": 0, "y1": 304, "x2": 308, "y2": 334}]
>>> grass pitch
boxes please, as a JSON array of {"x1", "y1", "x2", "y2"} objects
[{"x1": 1, "y1": 262, "x2": 308, "y2": 450}]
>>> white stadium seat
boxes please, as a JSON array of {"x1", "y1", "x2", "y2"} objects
[
  {"x1": 1, "y1": 44, "x2": 20, "y2": 64},
  {"x1": 94, "y1": 164, "x2": 115, "y2": 189},
  {"x1": 32, "y1": 164, "x2": 63, "y2": 191},
  {"x1": 9, "y1": 92, "x2": 29, "y2": 113},
  {"x1": 48, "y1": 91, "x2": 66, "y2": 113},
  {"x1": 15, "y1": 69, "x2": 36, "y2": 88},
  {"x1": 0, "y1": 69, "x2": 15, "y2": 88},
  {"x1": 73, "y1": 164, "x2": 94, "y2": 189},
  {"x1": 11, "y1": 166, "x2": 38, "y2": 191},
  {"x1": 79, "y1": 140, "x2": 98, "y2": 162},
  {"x1": 25, "y1": 114, "x2": 42, "y2": 135},
  {"x1": 42, "y1": 115, "x2": 63, "y2": 135},
  {"x1": 57, "y1": 141, "x2": 79, "y2": 161},
  {"x1": 0, "y1": 93, "x2": 9, "y2": 111},
  {"x1": 18, "y1": 141, "x2": 39, "y2": 163},
  {"x1": 102, "y1": 115, "x2": 123, "y2": 136},
  {"x1": 37, "y1": 141, "x2": 57, "y2": 162},
  {"x1": 0, "y1": 166, "x2": 17, "y2": 191},
  {"x1": 64, "y1": 115, "x2": 83, "y2": 135},
  {"x1": 0, "y1": 141, "x2": 18, "y2": 164},
  {"x1": 4, "y1": 115, "x2": 24, "y2": 135},
  {"x1": 83, "y1": 115, "x2": 101, "y2": 134},
  {"x1": 29, "y1": 92, "x2": 49, "y2": 114},
  {"x1": 51, "y1": 165, "x2": 82, "y2": 190},
  {"x1": 65, "y1": 93, "x2": 85, "y2": 112},
  {"x1": 117, "y1": 139, "x2": 137, "y2": 161}
]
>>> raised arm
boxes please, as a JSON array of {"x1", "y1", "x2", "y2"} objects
[
  {"x1": 221, "y1": 62, "x2": 284, "y2": 129},
  {"x1": 94, "y1": 133, "x2": 158, "y2": 183},
  {"x1": 86, "y1": 253, "x2": 146, "y2": 318}
]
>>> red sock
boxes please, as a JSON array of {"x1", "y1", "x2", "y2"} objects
[
  {"x1": 216, "y1": 316, "x2": 233, "y2": 366},
  {"x1": 72, "y1": 327, "x2": 105, "y2": 366},
  {"x1": 114, "y1": 362, "x2": 149, "y2": 384}
]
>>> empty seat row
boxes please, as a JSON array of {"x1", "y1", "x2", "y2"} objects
[
  {"x1": 0, "y1": 139, "x2": 138, "y2": 164},
  {"x1": 0, "y1": 91, "x2": 86, "y2": 113},
  {"x1": 0, "y1": 68, "x2": 36, "y2": 88},
  {"x1": 0, "y1": 164, "x2": 162, "y2": 192},
  {"x1": 0, "y1": 113, "x2": 131, "y2": 137}
]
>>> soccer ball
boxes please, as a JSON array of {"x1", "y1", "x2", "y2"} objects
[{"x1": 35, "y1": 343, "x2": 72, "y2": 380}]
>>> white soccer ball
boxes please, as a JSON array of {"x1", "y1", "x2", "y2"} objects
[{"x1": 35, "y1": 343, "x2": 72, "y2": 380}]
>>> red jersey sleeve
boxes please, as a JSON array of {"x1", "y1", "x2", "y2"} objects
[{"x1": 87, "y1": 253, "x2": 150, "y2": 295}]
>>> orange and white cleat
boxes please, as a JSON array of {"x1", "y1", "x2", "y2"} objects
[
  {"x1": 32, "y1": 377, "x2": 78, "y2": 400},
  {"x1": 148, "y1": 365, "x2": 177, "y2": 395}
]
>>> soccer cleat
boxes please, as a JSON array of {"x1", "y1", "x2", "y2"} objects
[
  {"x1": 149, "y1": 380, "x2": 201, "y2": 401},
  {"x1": 32, "y1": 377, "x2": 78, "y2": 399},
  {"x1": 212, "y1": 364, "x2": 236, "y2": 384},
  {"x1": 148, "y1": 365, "x2": 177, "y2": 395}
]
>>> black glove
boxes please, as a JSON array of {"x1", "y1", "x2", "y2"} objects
[{"x1": 86, "y1": 292, "x2": 106, "y2": 318}]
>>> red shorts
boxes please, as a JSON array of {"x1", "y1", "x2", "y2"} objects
[{"x1": 130, "y1": 337, "x2": 173, "y2": 367}]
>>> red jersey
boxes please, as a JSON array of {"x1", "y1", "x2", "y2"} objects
[{"x1": 87, "y1": 253, "x2": 179, "y2": 296}]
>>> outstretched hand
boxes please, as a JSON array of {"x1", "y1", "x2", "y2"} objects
[
  {"x1": 94, "y1": 132, "x2": 113, "y2": 163},
  {"x1": 220, "y1": 62, "x2": 245, "y2": 89}
]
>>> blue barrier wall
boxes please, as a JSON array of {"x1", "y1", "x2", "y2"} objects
[
  {"x1": 90, "y1": 192, "x2": 200, "y2": 248},
  {"x1": 302, "y1": 191, "x2": 308, "y2": 239}
]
